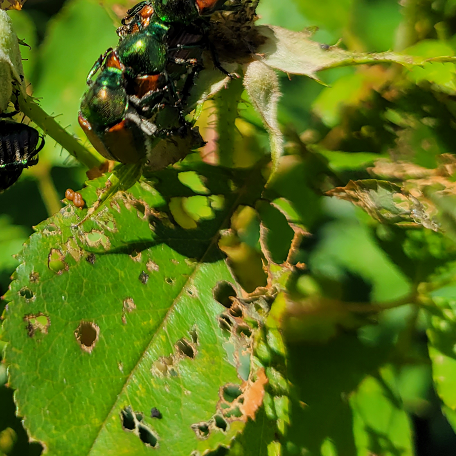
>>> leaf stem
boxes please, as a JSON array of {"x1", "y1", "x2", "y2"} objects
[
  {"x1": 32, "y1": 162, "x2": 62, "y2": 216},
  {"x1": 214, "y1": 76, "x2": 244, "y2": 167},
  {"x1": 17, "y1": 94, "x2": 104, "y2": 170}
]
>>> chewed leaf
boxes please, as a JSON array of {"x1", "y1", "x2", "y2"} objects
[
  {"x1": 256, "y1": 25, "x2": 456, "y2": 80},
  {"x1": 2, "y1": 164, "x2": 268, "y2": 455},
  {"x1": 0, "y1": 9, "x2": 25, "y2": 111},
  {"x1": 326, "y1": 179, "x2": 439, "y2": 230},
  {"x1": 244, "y1": 60, "x2": 283, "y2": 177}
]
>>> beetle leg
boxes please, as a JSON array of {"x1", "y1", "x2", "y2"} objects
[
  {"x1": 125, "y1": 110, "x2": 158, "y2": 137},
  {"x1": 87, "y1": 48, "x2": 113, "y2": 84}
]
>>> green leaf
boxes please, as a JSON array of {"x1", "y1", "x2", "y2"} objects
[
  {"x1": 404, "y1": 40, "x2": 456, "y2": 93},
  {"x1": 284, "y1": 334, "x2": 391, "y2": 455},
  {"x1": 2, "y1": 164, "x2": 267, "y2": 455},
  {"x1": 350, "y1": 366, "x2": 414, "y2": 456},
  {"x1": 214, "y1": 76, "x2": 244, "y2": 168},
  {"x1": 427, "y1": 298, "x2": 456, "y2": 411},
  {"x1": 313, "y1": 148, "x2": 381, "y2": 173}
]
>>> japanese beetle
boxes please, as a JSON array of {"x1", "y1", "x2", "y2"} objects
[
  {"x1": 122, "y1": 0, "x2": 228, "y2": 26},
  {"x1": 78, "y1": 107, "x2": 158, "y2": 164},
  {"x1": 116, "y1": 21, "x2": 169, "y2": 79},
  {"x1": 80, "y1": 8, "x2": 207, "y2": 165},
  {"x1": 117, "y1": 1, "x2": 155, "y2": 38},
  {"x1": 81, "y1": 55, "x2": 128, "y2": 130},
  {"x1": 0, "y1": 120, "x2": 44, "y2": 191},
  {"x1": 117, "y1": 1, "x2": 235, "y2": 77},
  {"x1": 79, "y1": 50, "x2": 175, "y2": 163},
  {"x1": 79, "y1": 107, "x2": 204, "y2": 167}
]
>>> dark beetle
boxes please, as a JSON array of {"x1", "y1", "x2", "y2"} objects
[{"x1": 0, "y1": 120, "x2": 44, "y2": 191}]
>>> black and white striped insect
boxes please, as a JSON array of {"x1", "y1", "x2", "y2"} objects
[{"x1": 0, "y1": 120, "x2": 44, "y2": 191}]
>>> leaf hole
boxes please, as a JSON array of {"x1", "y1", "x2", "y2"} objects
[
  {"x1": 189, "y1": 328, "x2": 198, "y2": 344},
  {"x1": 218, "y1": 315, "x2": 234, "y2": 332},
  {"x1": 213, "y1": 281, "x2": 236, "y2": 308},
  {"x1": 192, "y1": 422, "x2": 210, "y2": 439},
  {"x1": 229, "y1": 303, "x2": 243, "y2": 318},
  {"x1": 186, "y1": 286, "x2": 198, "y2": 297},
  {"x1": 19, "y1": 287, "x2": 34, "y2": 301},
  {"x1": 45, "y1": 224, "x2": 57, "y2": 232},
  {"x1": 139, "y1": 271, "x2": 149, "y2": 284},
  {"x1": 165, "y1": 277, "x2": 175, "y2": 285},
  {"x1": 74, "y1": 321, "x2": 99, "y2": 353},
  {"x1": 236, "y1": 324, "x2": 252, "y2": 338},
  {"x1": 29, "y1": 272, "x2": 40, "y2": 283},
  {"x1": 86, "y1": 253, "x2": 96, "y2": 265},
  {"x1": 214, "y1": 415, "x2": 227, "y2": 432},
  {"x1": 222, "y1": 385, "x2": 242, "y2": 403},
  {"x1": 48, "y1": 249, "x2": 67, "y2": 274},
  {"x1": 176, "y1": 338, "x2": 195, "y2": 359},
  {"x1": 152, "y1": 356, "x2": 175, "y2": 376},
  {"x1": 224, "y1": 406, "x2": 242, "y2": 418},
  {"x1": 121, "y1": 406, "x2": 136, "y2": 430},
  {"x1": 85, "y1": 230, "x2": 110, "y2": 249},
  {"x1": 138, "y1": 423, "x2": 158, "y2": 447},
  {"x1": 24, "y1": 313, "x2": 50, "y2": 337},
  {"x1": 133, "y1": 201, "x2": 147, "y2": 216},
  {"x1": 130, "y1": 251, "x2": 142, "y2": 262}
]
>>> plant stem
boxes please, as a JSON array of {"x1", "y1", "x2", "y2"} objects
[
  {"x1": 32, "y1": 162, "x2": 62, "y2": 216},
  {"x1": 214, "y1": 76, "x2": 244, "y2": 167},
  {"x1": 17, "y1": 94, "x2": 104, "y2": 170}
]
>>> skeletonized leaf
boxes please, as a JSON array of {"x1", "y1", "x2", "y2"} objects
[{"x1": 326, "y1": 179, "x2": 439, "y2": 230}]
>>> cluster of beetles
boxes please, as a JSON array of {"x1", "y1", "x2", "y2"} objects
[{"x1": 0, "y1": 0, "x2": 242, "y2": 192}]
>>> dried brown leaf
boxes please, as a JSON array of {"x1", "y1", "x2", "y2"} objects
[{"x1": 240, "y1": 368, "x2": 268, "y2": 421}]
